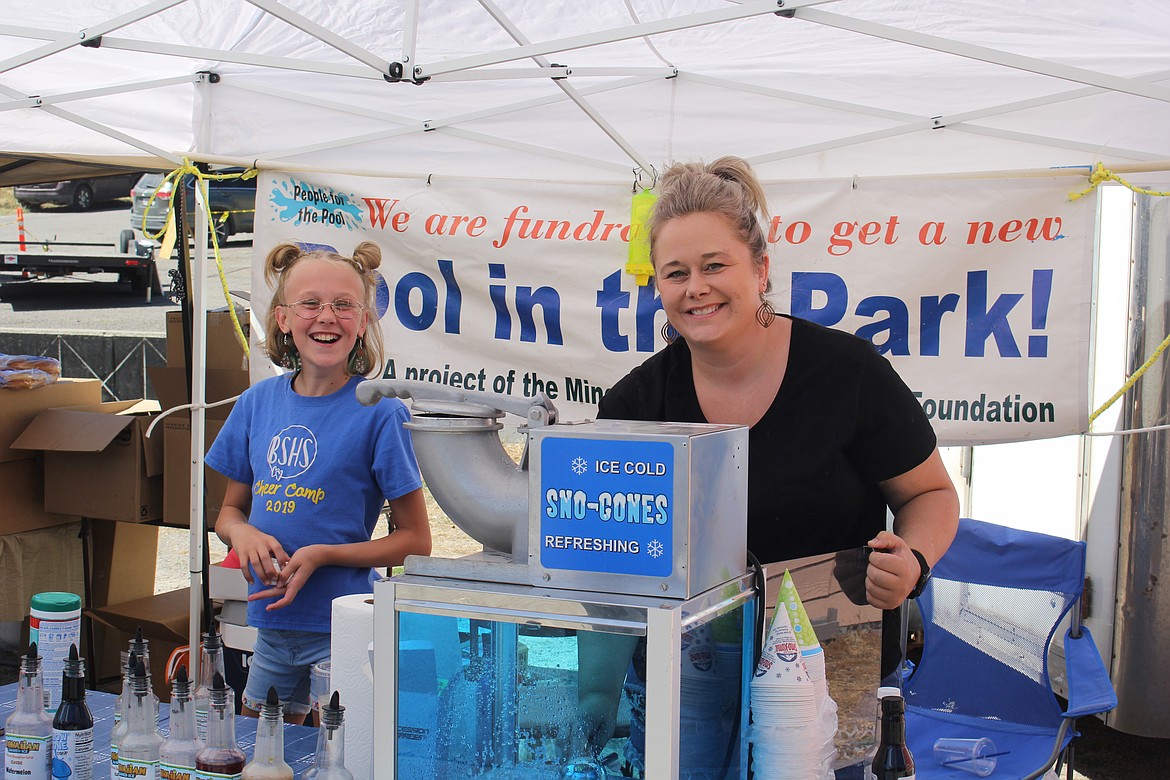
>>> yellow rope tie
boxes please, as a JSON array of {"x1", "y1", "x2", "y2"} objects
[
  {"x1": 1072, "y1": 162, "x2": 1170, "y2": 428},
  {"x1": 1068, "y1": 162, "x2": 1170, "y2": 202},
  {"x1": 144, "y1": 159, "x2": 257, "y2": 357},
  {"x1": 1088, "y1": 330, "x2": 1170, "y2": 426}
]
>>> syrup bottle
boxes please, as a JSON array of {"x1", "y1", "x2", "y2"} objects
[
  {"x1": 241, "y1": 688, "x2": 292, "y2": 780},
  {"x1": 4, "y1": 643, "x2": 53, "y2": 780},
  {"x1": 193, "y1": 624, "x2": 229, "y2": 744},
  {"x1": 129, "y1": 627, "x2": 161, "y2": 722},
  {"x1": 302, "y1": 692, "x2": 353, "y2": 780},
  {"x1": 117, "y1": 658, "x2": 163, "y2": 780},
  {"x1": 128, "y1": 627, "x2": 151, "y2": 680},
  {"x1": 52, "y1": 644, "x2": 94, "y2": 780},
  {"x1": 110, "y1": 650, "x2": 139, "y2": 780},
  {"x1": 871, "y1": 694, "x2": 916, "y2": 780},
  {"x1": 194, "y1": 672, "x2": 245, "y2": 780},
  {"x1": 160, "y1": 666, "x2": 203, "y2": 780}
]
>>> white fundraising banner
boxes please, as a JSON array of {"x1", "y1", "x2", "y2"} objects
[{"x1": 251, "y1": 172, "x2": 1094, "y2": 445}]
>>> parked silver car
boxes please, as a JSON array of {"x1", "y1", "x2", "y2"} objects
[
  {"x1": 14, "y1": 173, "x2": 140, "y2": 211},
  {"x1": 129, "y1": 171, "x2": 257, "y2": 244}
]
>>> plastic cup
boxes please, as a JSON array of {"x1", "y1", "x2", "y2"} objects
[
  {"x1": 933, "y1": 737, "x2": 998, "y2": 776},
  {"x1": 310, "y1": 660, "x2": 331, "y2": 711}
]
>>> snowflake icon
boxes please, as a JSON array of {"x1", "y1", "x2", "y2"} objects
[
  {"x1": 571, "y1": 456, "x2": 589, "y2": 475},
  {"x1": 647, "y1": 539, "x2": 665, "y2": 558}
]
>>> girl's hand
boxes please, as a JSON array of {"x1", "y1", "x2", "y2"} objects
[
  {"x1": 864, "y1": 530, "x2": 920, "y2": 609},
  {"x1": 249, "y1": 544, "x2": 327, "y2": 611},
  {"x1": 225, "y1": 523, "x2": 289, "y2": 588}
]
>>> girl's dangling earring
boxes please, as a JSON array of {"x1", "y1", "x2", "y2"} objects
[
  {"x1": 280, "y1": 332, "x2": 301, "y2": 371},
  {"x1": 661, "y1": 321, "x2": 678, "y2": 344},
  {"x1": 755, "y1": 297, "x2": 776, "y2": 328},
  {"x1": 348, "y1": 336, "x2": 369, "y2": 375}
]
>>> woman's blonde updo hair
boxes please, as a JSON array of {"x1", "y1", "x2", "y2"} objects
[
  {"x1": 263, "y1": 240, "x2": 385, "y2": 377},
  {"x1": 648, "y1": 156, "x2": 772, "y2": 292}
]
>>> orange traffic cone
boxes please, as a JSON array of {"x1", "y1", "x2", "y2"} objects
[{"x1": 16, "y1": 206, "x2": 26, "y2": 251}]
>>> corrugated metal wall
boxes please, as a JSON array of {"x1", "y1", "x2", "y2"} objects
[{"x1": 1111, "y1": 194, "x2": 1170, "y2": 737}]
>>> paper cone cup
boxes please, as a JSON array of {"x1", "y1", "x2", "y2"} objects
[
  {"x1": 754, "y1": 601, "x2": 809, "y2": 683},
  {"x1": 681, "y1": 621, "x2": 717, "y2": 677},
  {"x1": 780, "y1": 569, "x2": 821, "y2": 652}
]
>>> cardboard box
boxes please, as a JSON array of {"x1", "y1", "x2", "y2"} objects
[
  {"x1": 0, "y1": 379, "x2": 103, "y2": 463},
  {"x1": 166, "y1": 308, "x2": 250, "y2": 371},
  {"x1": 163, "y1": 417, "x2": 229, "y2": 529},
  {"x1": 148, "y1": 365, "x2": 249, "y2": 416},
  {"x1": 12, "y1": 400, "x2": 165, "y2": 523},
  {"x1": 0, "y1": 457, "x2": 80, "y2": 535},
  {"x1": 87, "y1": 518, "x2": 158, "y2": 609},
  {"x1": 0, "y1": 521, "x2": 85, "y2": 622},
  {"x1": 88, "y1": 588, "x2": 191, "y2": 696},
  {"x1": 149, "y1": 366, "x2": 247, "y2": 529},
  {"x1": 87, "y1": 622, "x2": 131, "y2": 690}
]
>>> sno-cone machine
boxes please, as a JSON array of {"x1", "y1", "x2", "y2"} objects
[{"x1": 361, "y1": 380, "x2": 755, "y2": 780}]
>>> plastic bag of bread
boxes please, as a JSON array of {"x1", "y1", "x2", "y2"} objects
[{"x1": 0, "y1": 353, "x2": 62, "y2": 390}]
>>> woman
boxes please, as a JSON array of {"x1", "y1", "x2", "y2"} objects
[{"x1": 576, "y1": 157, "x2": 959, "y2": 771}]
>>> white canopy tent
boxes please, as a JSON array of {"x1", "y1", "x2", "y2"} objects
[
  {"x1": 3, "y1": 0, "x2": 1170, "y2": 185},
  {"x1": 4, "y1": 0, "x2": 1170, "y2": 734}
]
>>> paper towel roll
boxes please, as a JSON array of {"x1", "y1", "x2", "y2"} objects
[{"x1": 332, "y1": 594, "x2": 376, "y2": 780}]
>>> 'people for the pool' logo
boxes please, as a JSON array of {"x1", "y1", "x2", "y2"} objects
[
  {"x1": 269, "y1": 179, "x2": 364, "y2": 231},
  {"x1": 268, "y1": 425, "x2": 317, "y2": 480}
]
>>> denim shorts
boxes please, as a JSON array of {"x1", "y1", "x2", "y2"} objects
[{"x1": 242, "y1": 627, "x2": 331, "y2": 715}]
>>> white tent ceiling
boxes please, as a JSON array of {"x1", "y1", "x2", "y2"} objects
[{"x1": 2, "y1": 0, "x2": 1170, "y2": 186}]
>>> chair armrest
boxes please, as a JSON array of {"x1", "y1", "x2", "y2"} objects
[{"x1": 1063, "y1": 626, "x2": 1118, "y2": 719}]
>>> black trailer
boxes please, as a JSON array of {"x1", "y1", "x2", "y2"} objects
[{"x1": 1, "y1": 236, "x2": 162, "y2": 301}]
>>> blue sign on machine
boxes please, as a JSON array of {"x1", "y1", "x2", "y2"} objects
[{"x1": 539, "y1": 437, "x2": 674, "y2": 576}]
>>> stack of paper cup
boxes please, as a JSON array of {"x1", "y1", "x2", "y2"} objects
[
  {"x1": 750, "y1": 603, "x2": 821, "y2": 777},
  {"x1": 750, "y1": 571, "x2": 839, "y2": 779}
]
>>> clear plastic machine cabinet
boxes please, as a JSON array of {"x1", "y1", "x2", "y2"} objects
[{"x1": 375, "y1": 573, "x2": 754, "y2": 779}]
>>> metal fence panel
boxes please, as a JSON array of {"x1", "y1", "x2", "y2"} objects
[{"x1": 0, "y1": 332, "x2": 166, "y2": 401}]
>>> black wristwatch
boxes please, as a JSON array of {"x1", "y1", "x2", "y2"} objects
[{"x1": 908, "y1": 548, "x2": 931, "y2": 599}]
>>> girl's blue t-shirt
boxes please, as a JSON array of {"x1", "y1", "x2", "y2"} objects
[{"x1": 205, "y1": 373, "x2": 422, "y2": 632}]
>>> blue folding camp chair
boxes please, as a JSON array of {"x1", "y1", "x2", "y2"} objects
[{"x1": 903, "y1": 518, "x2": 1117, "y2": 779}]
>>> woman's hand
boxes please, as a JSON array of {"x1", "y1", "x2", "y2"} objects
[
  {"x1": 864, "y1": 530, "x2": 920, "y2": 609},
  {"x1": 249, "y1": 544, "x2": 328, "y2": 611},
  {"x1": 224, "y1": 522, "x2": 289, "y2": 589},
  {"x1": 871, "y1": 449, "x2": 960, "y2": 609}
]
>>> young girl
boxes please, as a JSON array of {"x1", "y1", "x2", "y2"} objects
[{"x1": 206, "y1": 240, "x2": 431, "y2": 722}]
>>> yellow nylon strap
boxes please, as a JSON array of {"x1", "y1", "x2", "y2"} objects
[
  {"x1": 1068, "y1": 162, "x2": 1170, "y2": 202},
  {"x1": 143, "y1": 160, "x2": 256, "y2": 357},
  {"x1": 1089, "y1": 330, "x2": 1170, "y2": 426},
  {"x1": 1069, "y1": 163, "x2": 1170, "y2": 428}
]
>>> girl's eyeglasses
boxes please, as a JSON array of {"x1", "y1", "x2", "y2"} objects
[{"x1": 280, "y1": 299, "x2": 364, "y2": 320}]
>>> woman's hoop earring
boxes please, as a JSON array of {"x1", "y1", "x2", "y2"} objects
[
  {"x1": 756, "y1": 298, "x2": 776, "y2": 329},
  {"x1": 347, "y1": 336, "x2": 369, "y2": 375},
  {"x1": 661, "y1": 321, "x2": 679, "y2": 344},
  {"x1": 280, "y1": 332, "x2": 301, "y2": 371}
]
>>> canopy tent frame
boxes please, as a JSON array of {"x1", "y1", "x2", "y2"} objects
[{"x1": 2, "y1": 1, "x2": 1170, "y2": 182}]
